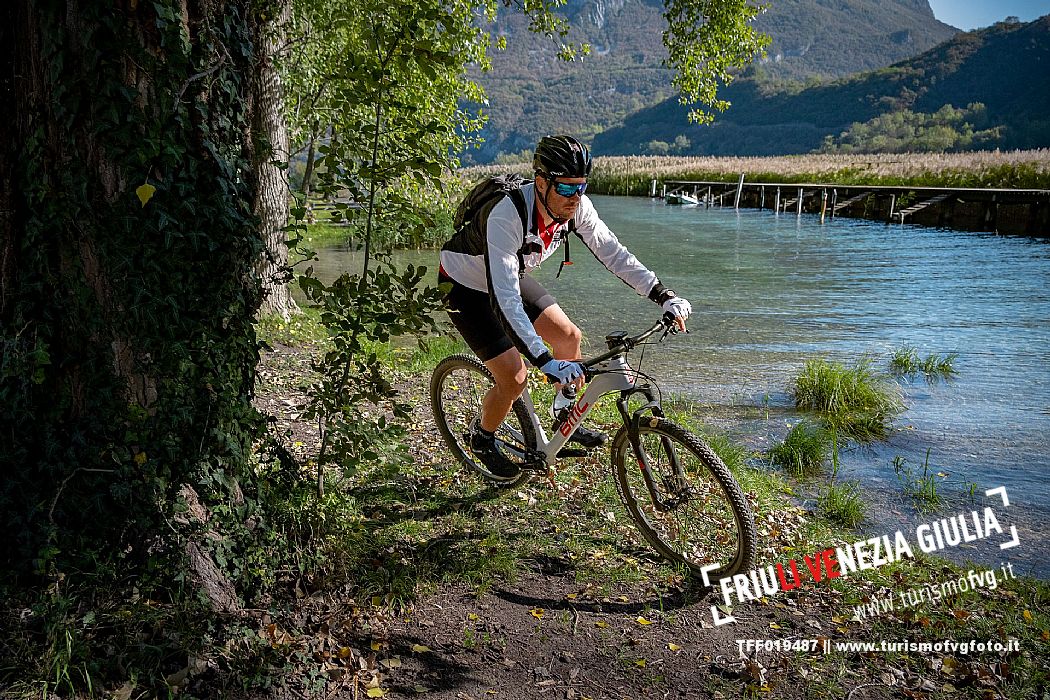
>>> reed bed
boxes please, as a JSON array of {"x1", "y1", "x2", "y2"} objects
[{"x1": 460, "y1": 149, "x2": 1050, "y2": 194}]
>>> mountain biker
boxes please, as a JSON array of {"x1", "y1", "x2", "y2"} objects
[{"x1": 439, "y1": 135, "x2": 692, "y2": 480}]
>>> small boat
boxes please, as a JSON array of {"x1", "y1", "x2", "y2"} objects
[{"x1": 665, "y1": 192, "x2": 699, "y2": 206}]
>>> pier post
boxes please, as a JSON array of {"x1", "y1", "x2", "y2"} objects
[
  {"x1": 661, "y1": 184, "x2": 666, "y2": 199},
  {"x1": 830, "y1": 189, "x2": 838, "y2": 219},
  {"x1": 734, "y1": 173, "x2": 745, "y2": 209},
  {"x1": 797, "y1": 188, "x2": 803, "y2": 216},
  {"x1": 888, "y1": 194, "x2": 896, "y2": 222},
  {"x1": 650, "y1": 179, "x2": 657, "y2": 198},
  {"x1": 820, "y1": 189, "x2": 828, "y2": 224},
  {"x1": 774, "y1": 187, "x2": 781, "y2": 213},
  {"x1": 760, "y1": 186, "x2": 766, "y2": 209},
  {"x1": 706, "y1": 186, "x2": 712, "y2": 208}
]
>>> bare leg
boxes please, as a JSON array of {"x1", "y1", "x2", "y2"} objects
[
  {"x1": 480, "y1": 348, "x2": 528, "y2": 433},
  {"x1": 480, "y1": 304, "x2": 582, "y2": 431},
  {"x1": 534, "y1": 304, "x2": 582, "y2": 362}
]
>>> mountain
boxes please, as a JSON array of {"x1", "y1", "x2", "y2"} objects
[
  {"x1": 464, "y1": 0, "x2": 957, "y2": 163},
  {"x1": 591, "y1": 15, "x2": 1050, "y2": 156}
]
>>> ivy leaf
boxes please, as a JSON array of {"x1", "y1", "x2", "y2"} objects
[{"x1": 136, "y1": 183, "x2": 156, "y2": 207}]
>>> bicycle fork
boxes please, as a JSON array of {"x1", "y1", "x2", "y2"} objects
[{"x1": 616, "y1": 388, "x2": 687, "y2": 512}]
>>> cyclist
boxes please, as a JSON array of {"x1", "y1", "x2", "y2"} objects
[{"x1": 439, "y1": 135, "x2": 692, "y2": 480}]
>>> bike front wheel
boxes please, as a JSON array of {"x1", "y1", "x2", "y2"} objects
[
  {"x1": 430, "y1": 353, "x2": 536, "y2": 487},
  {"x1": 611, "y1": 418, "x2": 756, "y2": 579}
]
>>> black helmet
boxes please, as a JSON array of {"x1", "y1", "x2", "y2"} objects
[{"x1": 533, "y1": 135, "x2": 593, "y2": 178}]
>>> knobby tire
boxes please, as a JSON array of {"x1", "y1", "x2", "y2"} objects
[
  {"x1": 612, "y1": 418, "x2": 756, "y2": 578},
  {"x1": 430, "y1": 354, "x2": 536, "y2": 487}
]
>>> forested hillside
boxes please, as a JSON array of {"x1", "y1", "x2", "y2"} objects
[
  {"x1": 592, "y1": 15, "x2": 1050, "y2": 156},
  {"x1": 465, "y1": 0, "x2": 957, "y2": 163}
]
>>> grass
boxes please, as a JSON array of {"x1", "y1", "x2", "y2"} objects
[
  {"x1": 890, "y1": 344, "x2": 959, "y2": 381},
  {"x1": 817, "y1": 478, "x2": 865, "y2": 527},
  {"x1": 893, "y1": 451, "x2": 944, "y2": 513},
  {"x1": 145, "y1": 323, "x2": 1047, "y2": 698},
  {"x1": 793, "y1": 358, "x2": 904, "y2": 441},
  {"x1": 768, "y1": 420, "x2": 832, "y2": 476}
]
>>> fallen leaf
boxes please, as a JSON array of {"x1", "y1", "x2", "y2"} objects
[
  {"x1": 595, "y1": 621, "x2": 608, "y2": 629},
  {"x1": 668, "y1": 643, "x2": 681, "y2": 652},
  {"x1": 634, "y1": 659, "x2": 646, "y2": 668},
  {"x1": 769, "y1": 622, "x2": 782, "y2": 630},
  {"x1": 530, "y1": 608, "x2": 545, "y2": 619},
  {"x1": 1023, "y1": 610, "x2": 1033, "y2": 623},
  {"x1": 411, "y1": 644, "x2": 430, "y2": 653},
  {"x1": 636, "y1": 616, "x2": 653, "y2": 625},
  {"x1": 371, "y1": 641, "x2": 381, "y2": 651},
  {"x1": 366, "y1": 689, "x2": 385, "y2": 698}
]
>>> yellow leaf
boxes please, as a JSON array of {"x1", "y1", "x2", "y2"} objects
[
  {"x1": 769, "y1": 622, "x2": 782, "y2": 630},
  {"x1": 411, "y1": 644, "x2": 430, "y2": 653},
  {"x1": 367, "y1": 689, "x2": 385, "y2": 698},
  {"x1": 371, "y1": 641, "x2": 381, "y2": 651},
  {"x1": 566, "y1": 593, "x2": 577, "y2": 601},
  {"x1": 338, "y1": 647, "x2": 353, "y2": 659},
  {"x1": 1041, "y1": 629, "x2": 1049, "y2": 641},
  {"x1": 668, "y1": 643, "x2": 681, "y2": 652},
  {"x1": 134, "y1": 452, "x2": 147, "y2": 466},
  {"x1": 636, "y1": 616, "x2": 653, "y2": 625},
  {"x1": 530, "y1": 608, "x2": 545, "y2": 619},
  {"x1": 372, "y1": 596, "x2": 383, "y2": 607},
  {"x1": 634, "y1": 659, "x2": 646, "y2": 667},
  {"x1": 1023, "y1": 610, "x2": 1033, "y2": 623},
  {"x1": 135, "y1": 183, "x2": 156, "y2": 208},
  {"x1": 468, "y1": 613, "x2": 478, "y2": 621},
  {"x1": 595, "y1": 621, "x2": 608, "y2": 628}
]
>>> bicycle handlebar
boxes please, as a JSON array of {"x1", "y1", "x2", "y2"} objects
[{"x1": 581, "y1": 312, "x2": 679, "y2": 369}]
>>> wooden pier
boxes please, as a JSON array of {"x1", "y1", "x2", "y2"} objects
[{"x1": 658, "y1": 180, "x2": 1050, "y2": 235}]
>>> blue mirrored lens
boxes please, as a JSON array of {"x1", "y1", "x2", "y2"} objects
[{"x1": 554, "y1": 182, "x2": 587, "y2": 197}]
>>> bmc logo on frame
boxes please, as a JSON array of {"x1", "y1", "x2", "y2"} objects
[{"x1": 559, "y1": 402, "x2": 590, "y2": 437}]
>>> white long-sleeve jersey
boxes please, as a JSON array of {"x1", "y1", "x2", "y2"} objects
[{"x1": 440, "y1": 182, "x2": 668, "y2": 367}]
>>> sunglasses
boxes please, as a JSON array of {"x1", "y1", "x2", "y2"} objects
[{"x1": 552, "y1": 180, "x2": 588, "y2": 197}]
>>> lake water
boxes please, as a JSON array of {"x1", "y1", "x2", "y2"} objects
[{"x1": 307, "y1": 196, "x2": 1050, "y2": 578}]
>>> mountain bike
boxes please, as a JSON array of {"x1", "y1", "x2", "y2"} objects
[{"x1": 429, "y1": 313, "x2": 756, "y2": 578}]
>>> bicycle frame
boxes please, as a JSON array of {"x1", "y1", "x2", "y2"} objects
[{"x1": 507, "y1": 348, "x2": 664, "y2": 469}]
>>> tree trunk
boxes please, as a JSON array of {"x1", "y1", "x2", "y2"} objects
[
  {"x1": 0, "y1": 0, "x2": 263, "y2": 585},
  {"x1": 254, "y1": 0, "x2": 300, "y2": 320}
]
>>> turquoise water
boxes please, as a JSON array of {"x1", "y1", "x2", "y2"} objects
[{"x1": 310, "y1": 196, "x2": 1050, "y2": 577}]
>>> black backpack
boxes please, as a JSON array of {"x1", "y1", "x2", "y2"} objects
[
  {"x1": 447, "y1": 174, "x2": 575, "y2": 277},
  {"x1": 453, "y1": 174, "x2": 530, "y2": 236}
]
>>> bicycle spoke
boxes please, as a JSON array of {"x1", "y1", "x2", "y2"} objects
[{"x1": 614, "y1": 419, "x2": 754, "y2": 577}]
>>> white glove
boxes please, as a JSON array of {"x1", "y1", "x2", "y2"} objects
[
  {"x1": 540, "y1": 358, "x2": 584, "y2": 385},
  {"x1": 662, "y1": 296, "x2": 692, "y2": 323}
]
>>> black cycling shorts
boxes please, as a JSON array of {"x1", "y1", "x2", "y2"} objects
[{"x1": 441, "y1": 273, "x2": 556, "y2": 362}]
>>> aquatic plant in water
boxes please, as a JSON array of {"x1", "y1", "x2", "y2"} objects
[{"x1": 793, "y1": 358, "x2": 904, "y2": 441}]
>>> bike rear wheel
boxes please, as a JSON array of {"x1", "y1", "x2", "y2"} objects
[
  {"x1": 430, "y1": 354, "x2": 536, "y2": 487},
  {"x1": 611, "y1": 418, "x2": 756, "y2": 578}
]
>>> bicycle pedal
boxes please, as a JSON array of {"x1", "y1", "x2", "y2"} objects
[{"x1": 556, "y1": 447, "x2": 590, "y2": 458}]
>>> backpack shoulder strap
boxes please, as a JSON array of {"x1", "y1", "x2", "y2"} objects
[{"x1": 507, "y1": 186, "x2": 528, "y2": 236}]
